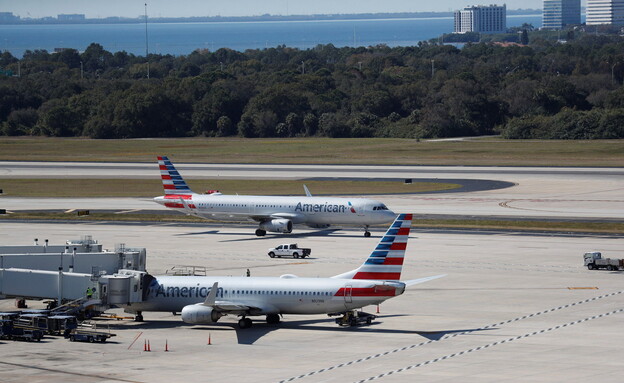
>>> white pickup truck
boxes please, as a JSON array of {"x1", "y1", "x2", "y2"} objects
[{"x1": 268, "y1": 244, "x2": 311, "y2": 259}]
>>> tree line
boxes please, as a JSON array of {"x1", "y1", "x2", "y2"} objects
[{"x1": 1, "y1": 34, "x2": 624, "y2": 139}]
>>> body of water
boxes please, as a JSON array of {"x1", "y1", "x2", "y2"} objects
[{"x1": 0, "y1": 15, "x2": 542, "y2": 57}]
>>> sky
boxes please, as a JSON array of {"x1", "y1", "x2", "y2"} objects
[{"x1": 2, "y1": 0, "x2": 564, "y2": 19}]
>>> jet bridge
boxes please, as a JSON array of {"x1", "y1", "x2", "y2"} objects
[
  {"x1": 0, "y1": 236, "x2": 146, "y2": 275},
  {"x1": 0, "y1": 236, "x2": 150, "y2": 311}
]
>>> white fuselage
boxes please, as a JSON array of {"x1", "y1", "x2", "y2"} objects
[
  {"x1": 154, "y1": 194, "x2": 396, "y2": 226},
  {"x1": 125, "y1": 276, "x2": 403, "y2": 315}
]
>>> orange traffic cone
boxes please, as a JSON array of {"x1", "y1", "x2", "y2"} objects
[
  {"x1": 165, "y1": 339, "x2": 169, "y2": 352},
  {"x1": 147, "y1": 340, "x2": 151, "y2": 352},
  {"x1": 376, "y1": 304, "x2": 380, "y2": 314},
  {"x1": 208, "y1": 333, "x2": 212, "y2": 345},
  {"x1": 143, "y1": 339, "x2": 147, "y2": 351}
]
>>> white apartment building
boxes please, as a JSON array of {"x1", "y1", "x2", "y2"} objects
[
  {"x1": 586, "y1": 0, "x2": 624, "y2": 25},
  {"x1": 454, "y1": 4, "x2": 507, "y2": 34}
]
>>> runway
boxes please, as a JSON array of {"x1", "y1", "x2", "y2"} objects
[{"x1": 1, "y1": 161, "x2": 623, "y2": 220}]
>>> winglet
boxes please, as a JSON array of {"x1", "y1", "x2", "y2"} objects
[
  {"x1": 203, "y1": 282, "x2": 219, "y2": 306},
  {"x1": 303, "y1": 184, "x2": 312, "y2": 197}
]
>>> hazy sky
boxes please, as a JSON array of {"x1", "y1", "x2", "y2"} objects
[{"x1": 4, "y1": 1, "x2": 565, "y2": 19}]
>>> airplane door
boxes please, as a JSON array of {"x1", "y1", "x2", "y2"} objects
[{"x1": 344, "y1": 285, "x2": 352, "y2": 303}]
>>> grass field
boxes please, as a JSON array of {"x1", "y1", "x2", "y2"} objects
[
  {"x1": 1, "y1": 137, "x2": 623, "y2": 166},
  {"x1": 0, "y1": 179, "x2": 460, "y2": 197}
]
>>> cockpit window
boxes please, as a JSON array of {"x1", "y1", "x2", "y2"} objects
[{"x1": 373, "y1": 205, "x2": 389, "y2": 211}]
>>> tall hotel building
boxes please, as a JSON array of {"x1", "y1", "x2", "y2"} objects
[
  {"x1": 543, "y1": 0, "x2": 581, "y2": 29},
  {"x1": 454, "y1": 4, "x2": 507, "y2": 34},
  {"x1": 586, "y1": 0, "x2": 624, "y2": 25}
]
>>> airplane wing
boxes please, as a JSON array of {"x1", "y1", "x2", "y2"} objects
[
  {"x1": 201, "y1": 282, "x2": 278, "y2": 315},
  {"x1": 303, "y1": 184, "x2": 312, "y2": 197},
  {"x1": 403, "y1": 274, "x2": 446, "y2": 286}
]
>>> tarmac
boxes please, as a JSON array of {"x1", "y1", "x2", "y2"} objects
[
  {"x1": 0, "y1": 222, "x2": 623, "y2": 383},
  {"x1": 0, "y1": 162, "x2": 623, "y2": 382}
]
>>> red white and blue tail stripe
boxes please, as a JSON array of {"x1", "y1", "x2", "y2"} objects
[
  {"x1": 332, "y1": 213, "x2": 412, "y2": 281},
  {"x1": 158, "y1": 156, "x2": 194, "y2": 195}
]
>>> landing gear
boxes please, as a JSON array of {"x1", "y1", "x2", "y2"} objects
[
  {"x1": 135, "y1": 312, "x2": 144, "y2": 322},
  {"x1": 364, "y1": 225, "x2": 371, "y2": 237},
  {"x1": 266, "y1": 313, "x2": 281, "y2": 325},
  {"x1": 255, "y1": 229, "x2": 266, "y2": 237},
  {"x1": 238, "y1": 317, "x2": 253, "y2": 329}
]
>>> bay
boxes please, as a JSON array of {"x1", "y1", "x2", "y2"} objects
[{"x1": 0, "y1": 15, "x2": 542, "y2": 58}]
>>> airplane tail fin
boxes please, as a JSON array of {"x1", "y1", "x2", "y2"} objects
[
  {"x1": 332, "y1": 213, "x2": 412, "y2": 281},
  {"x1": 157, "y1": 156, "x2": 195, "y2": 195}
]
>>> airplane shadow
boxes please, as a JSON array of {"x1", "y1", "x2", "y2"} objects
[
  {"x1": 170, "y1": 228, "x2": 378, "y2": 241},
  {"x1": 174, "y1": 230, "x2": 221, "y2": 236},
  {"x1": 185, "y1": 315, "x2": 491, "y2": 345}
]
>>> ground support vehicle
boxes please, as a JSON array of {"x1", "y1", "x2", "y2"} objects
[
  {"x1": 47, "y1": 315, "x2": 78, "y2": 336},
  {"x1": 66, "y1": 323, "x2": 115, "y2": 343},
  {"x1": 334, "y1": 310, "x2": 376, "y2": 327},
  {"x1": 268, "y1": 244, "x2": 311, "y2": 258},
  {"x1": 9, "y1": 321, "x2": 44, "y2": 341},
  {"x1": 584, "y1": 252, "x2": 624, "y2": 271}
]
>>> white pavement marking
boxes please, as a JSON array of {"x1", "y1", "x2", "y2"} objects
[
  {"x1": 354, "y1": 308, "x2": 624, "y2": 383},
  {"x1": 279, "y1": 290, "x2": 624, "y2": 383}
]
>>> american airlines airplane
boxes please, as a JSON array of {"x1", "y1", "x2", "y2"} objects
[
  {"x1": 123, "y1": 214, "x2": 445, "y2": 328},
  {"x1": 153, "y1": 156, "x2": 396, "y2": 236}
]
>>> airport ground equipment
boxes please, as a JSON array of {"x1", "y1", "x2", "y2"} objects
[
  {"x1": 66, "y1": 322, "x2": 115, "y2": 343},
  {"x1": 9, "y1": 315, "x2": 45, "y2": 341},
  {"x1": 334, "y1": 310, "x2": 376, "y2": 326},
  {"x1": 584, "y1": 252, "x2": 624, "y2": 270},
  {"x1": 268, "y1": 244, "x2": 311, "y2": 258},
  {"x1": 47, "y1": 315, "x2": 78, "y2": 336}
]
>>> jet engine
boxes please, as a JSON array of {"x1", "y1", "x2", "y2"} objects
[
  {"x1": 181, "y1": 304, "x2": 223, "y2": 324},
  {"x1": 259, "y1": 218, "x2": 293, "y2": 233}
]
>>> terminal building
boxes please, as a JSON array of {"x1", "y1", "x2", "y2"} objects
[
  {"x1": 454, "y1": 4, "x2": 507, "y2": 34},
  {"x1": 543, "y1": 0, "x2": 581, "y2": 29},
  {"x1": 587, "y1": 0, "x2": 624, "y2": 25}
]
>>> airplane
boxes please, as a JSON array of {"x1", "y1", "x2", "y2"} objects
[
  {"x1": 153, "y1": 156, "x2": 396, "y2": 237},
  {"x1": 122, "y1": 213, "x2": 446, "y2": 328}
]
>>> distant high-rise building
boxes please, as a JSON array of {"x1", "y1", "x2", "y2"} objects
[
  {"x1": 454, "y1": 4, "x2": 507, "y2": 34},
  {"x1": 0, "y1": 12, "x2": 18, "y2": 23},
  {"x1": 57, "y1": 14, "x2": 86, "y2": 22},
  {"x1": 586, "y1": 0, "x2": 624, "y2": 25},
  {"x1": 543, "y1": 0, "x2": 581, "y2": 29}
]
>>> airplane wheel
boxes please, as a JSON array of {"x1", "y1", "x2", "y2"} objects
[
  {"x1": 364, "y1": 231, "x2": 371, "y2": 237},
  {"x1": 238, "y1": 318, "x2": 253, "y2": 329},
  {"x1": 255, "y1": 229, "x2": 266, "y2": 237},
  {"x1": 266, "y1": 313, "x2": 280, "y2": 325}
]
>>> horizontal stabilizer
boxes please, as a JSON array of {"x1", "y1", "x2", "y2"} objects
[{"x1": 404, "y1": 274, "x2": 446, "y2": 286}]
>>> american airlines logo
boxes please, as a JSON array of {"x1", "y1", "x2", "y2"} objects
[
  {"x1": 294, "y1": 202, "x2": 354, "y2": 213},
  {"x1": 152, "y1": 284, "x2": 223, "y2": 298}
]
